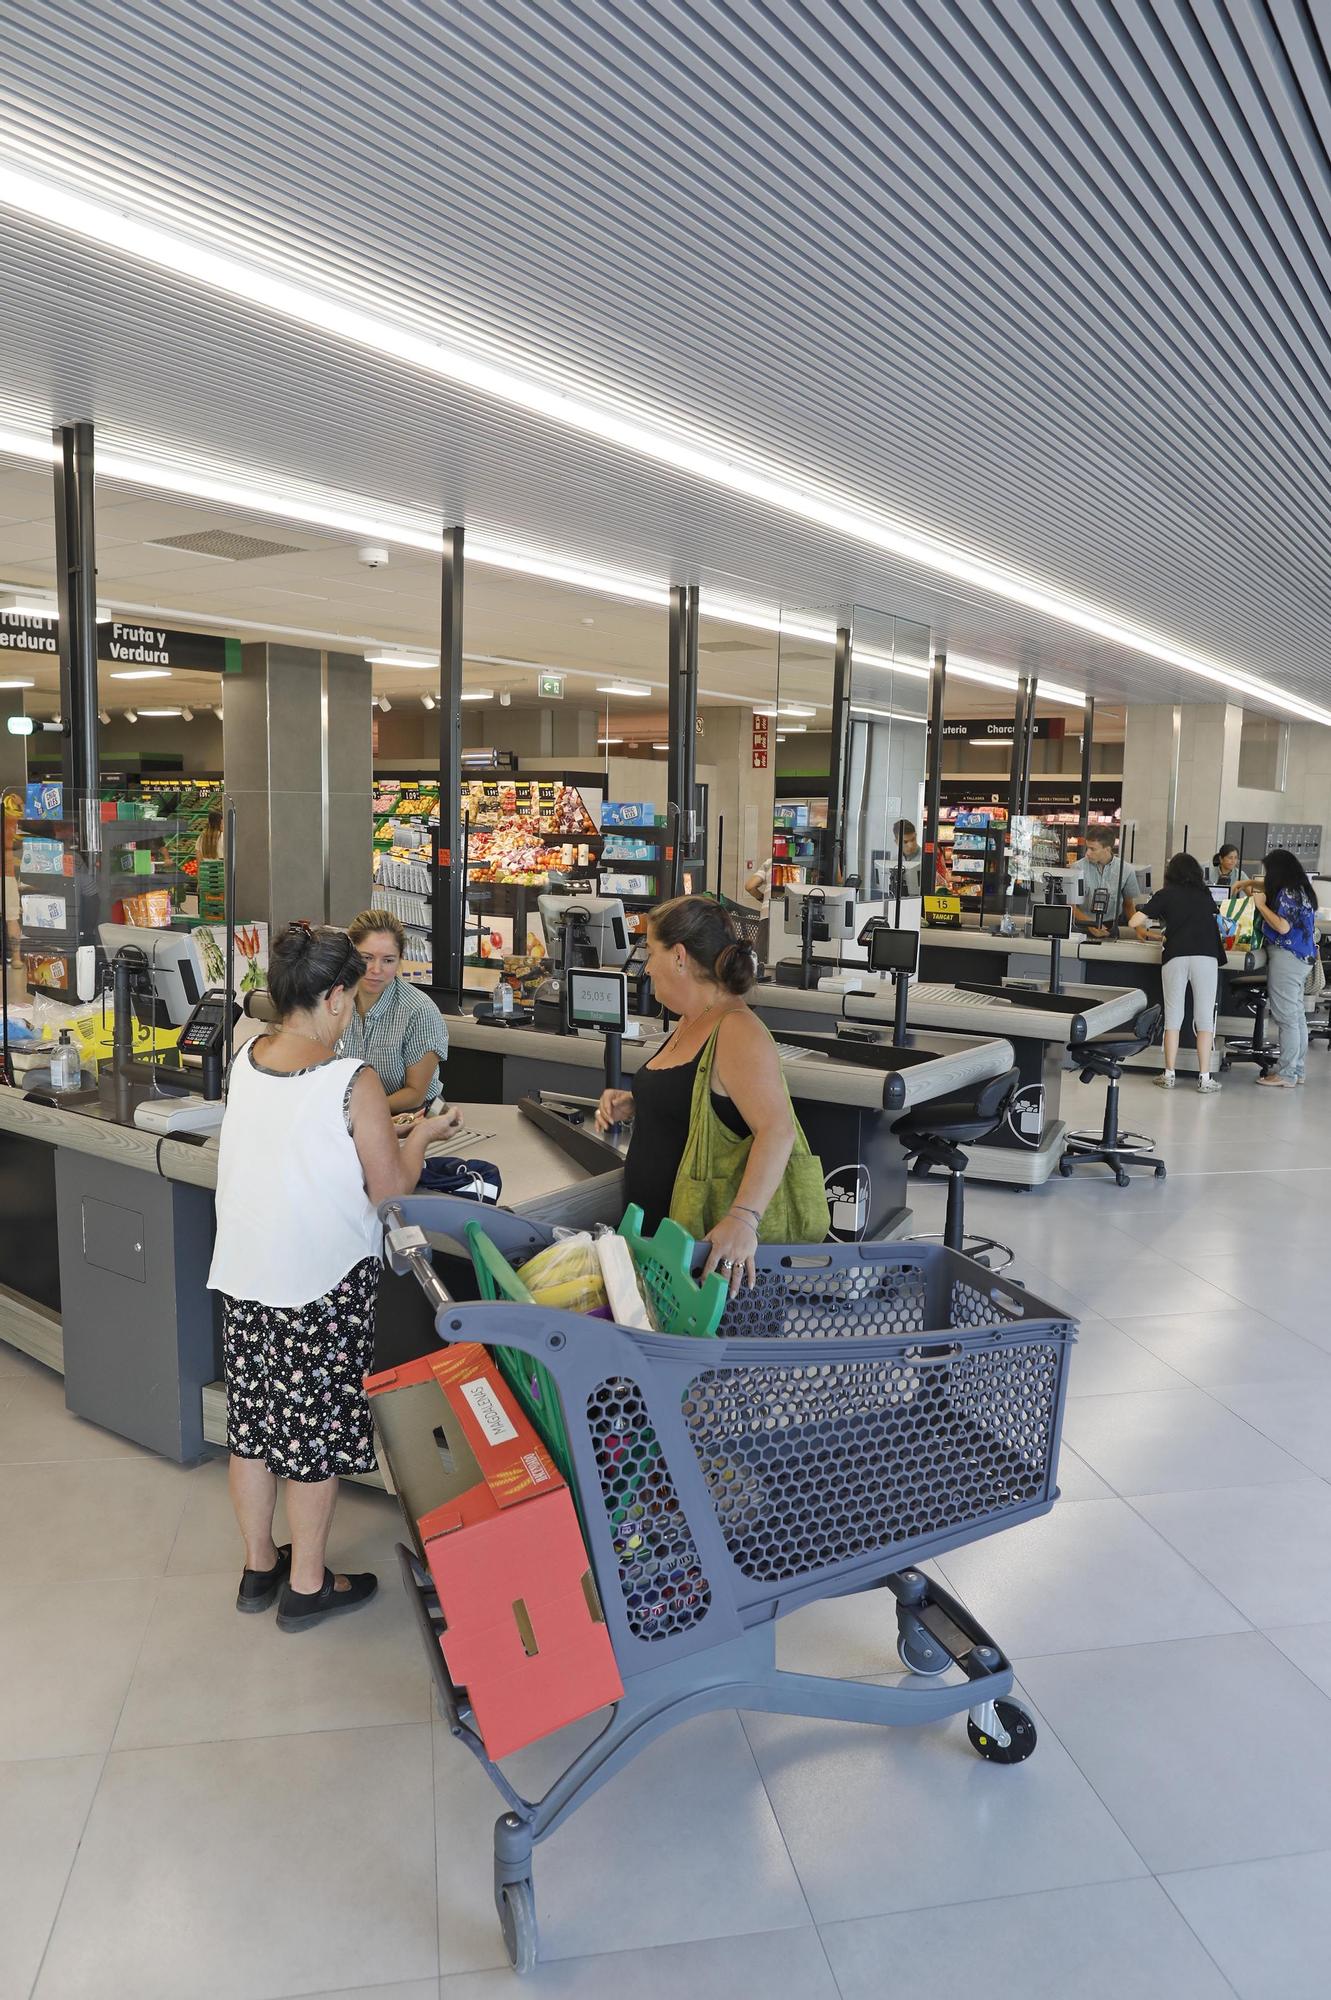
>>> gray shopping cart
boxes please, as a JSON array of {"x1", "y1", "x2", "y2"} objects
[{"x1": 379, "y1": 1195, "x2": 1075, "y2": 1973}]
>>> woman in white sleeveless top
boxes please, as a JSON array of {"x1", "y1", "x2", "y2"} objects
[{"x1": 209, "y1": 924, "x2": 459, "y2": 1633}]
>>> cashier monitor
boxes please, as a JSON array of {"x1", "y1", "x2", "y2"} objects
[
  {"x1": 781, "y1": 884, "x2": 858, "y2": 946},
  {"x1": 536, "y1": 893, "x2": 630, "y2": 970},
  {"x1": 97, "y1": 923, "x2": 205, "y2": 1026}
]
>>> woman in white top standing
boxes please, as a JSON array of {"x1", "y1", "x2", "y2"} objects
[{"x1": 208, "y1": 923, "x2": 460, "y2": 1633}]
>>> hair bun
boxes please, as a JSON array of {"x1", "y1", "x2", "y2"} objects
[{"x1": 714, "y1": 937, "x2": 758, "y2": 995}]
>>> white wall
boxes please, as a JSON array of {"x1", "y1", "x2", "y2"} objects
[{"x1": 1121, "y1": 701, "x2": 1331, "y2": 871}]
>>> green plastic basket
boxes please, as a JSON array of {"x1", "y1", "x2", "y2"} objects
[
  {"x1": 466, "y1": 1224, "x2": 577, "y2": 1485},
  {"x1": 614, "y1": 1205, "x2": 728, "y2": 1339},
  {"x1": 464, "y1": 1211, "x2": 727, "y2": 1487}
]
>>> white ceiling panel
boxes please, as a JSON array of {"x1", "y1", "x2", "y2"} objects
[{"x1": 1, "y1": 1, "x2": 1330, "y2": 716}]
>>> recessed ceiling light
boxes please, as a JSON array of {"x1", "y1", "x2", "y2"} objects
[
  {"x1": 138, "y1": 707, "x2": 182, "y2": 716},
  {"x1": 365, "y1": 653, "x2": 434, "y2": 669},
  {"x1": 460, "y1": 688, "x2": 494, "y2": 702},
  {"x1": 652, "y1": 742, "x2": 669, "y2": 750},
  {"x1": 780, "y1": 723, "x2": 808, "y2": 733},
  {"x1": 779, "y1": 703, "x2": 817, "y2": 718},
  {"x1": 0, "y1": 679, "x2": 34, "y2": 689},
  {"x1": 598, "y1": 736, "x2": 624, "y2": 744},
  {"x1": 595, "y1": 680, "x2": 653, "y2": 696},
  {"x1": 110, "y1": 668, "x2": 171, "y2": 680}
]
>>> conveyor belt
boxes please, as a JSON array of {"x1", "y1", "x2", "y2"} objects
[
  {"x1": 751, "y1": 978, "x2": 1146, "y2": 1046},
  {"x1": 447, "y1": 1008, "x2": 1014, "y2": 1112}
]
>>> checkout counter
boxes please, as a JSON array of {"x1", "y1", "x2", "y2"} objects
[
  {"x1": 917, "y1": 924, "x2": 1265, "y2": 1070},
  {"x1": 749, "y1": 976, "x2": 1146, "y2": 1187},
  {"x1": 0, "y1": 1084, "x2": 617, "y2": 1465},
  {"x1": 443, "y1": 1009, "x2": 1015, "y2": 1240}
]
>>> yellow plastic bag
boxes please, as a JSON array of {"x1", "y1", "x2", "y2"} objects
[{"x1": 515, "y1": 1233, "x2": 608, "y2": 1313}]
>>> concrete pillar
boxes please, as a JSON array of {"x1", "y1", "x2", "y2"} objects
[
  {"x1": 1121, "y1": 703, "x2": 1231, "y2": 867},
  {"x1": 224, "y1": 644, "x2": 371, "y2": 932},
  {"x1": 695, "y1": 705, "x2": 777, "y2": 898}
]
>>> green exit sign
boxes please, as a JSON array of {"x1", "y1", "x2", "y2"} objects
[{"x1": 538, "y1": 672, "x2": 564, "y2": 699}]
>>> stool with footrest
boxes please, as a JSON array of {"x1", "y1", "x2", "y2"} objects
[
  {"x1": 890, "y1": 1066, "x2": 1021, "y2": 1270},
  {"x1": 1059, "y1": 1002, "x2": 1166, "y2": 1186}
]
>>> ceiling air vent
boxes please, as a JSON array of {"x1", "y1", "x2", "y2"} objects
[{"x1": 145, "y1": 530, "x2": 306, "y2": 561}]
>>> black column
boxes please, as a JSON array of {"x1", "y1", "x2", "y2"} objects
[
  {"x1": 923, "y1": 649, "x2": 947, "y2": 894},
  {"x1": 1077, "y1": 696, "x2": 1095, "y2": 845},
  {"x1": 52, "y1": 422, "x2": 99, "y2": 810},
  {"x1": 827, "y1": 624, "x2": 852, "y2": 884},
  {"x1": 432, "y1": 525, "x2": 464, "y2": 1006},
  {"x1": 666, "y1": 585, "x2": 697, "y2": 895},
  {"x1": 1007, "y1": 675, "x2": 1029, "y2": 822},
  {"x1": 1020, "y1": 674, "x2": 1039, "y2": 814}
]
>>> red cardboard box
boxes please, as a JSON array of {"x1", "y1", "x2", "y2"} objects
[{"x1": 366, "y1": 1343, "x2": 623, "y2": 1759}]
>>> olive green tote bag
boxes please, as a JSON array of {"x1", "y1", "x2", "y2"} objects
[{"x1": 668, "y1": 1026, "x2": 831, "y2": 1244}]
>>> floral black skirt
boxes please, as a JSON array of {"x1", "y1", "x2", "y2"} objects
[{"x1": 221, "y1": 1258, "x2": 380, "y2": 1481}]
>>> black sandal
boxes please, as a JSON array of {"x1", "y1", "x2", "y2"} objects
[
  {"x1": 276, "y1": 1568, "x2": 378, "y2": 1633},
  {"x1": 236, "y1": 1544, "x2": 292, "y2": 1614}
]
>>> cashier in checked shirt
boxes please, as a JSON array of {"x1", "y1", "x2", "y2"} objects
[{"x1": 337, "y1": 909, "x2": 452, "y2": 1120}]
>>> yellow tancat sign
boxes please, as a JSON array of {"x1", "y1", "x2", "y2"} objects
[{"x1": 923, "y1": 893, "x2": 963, "y2": 930}]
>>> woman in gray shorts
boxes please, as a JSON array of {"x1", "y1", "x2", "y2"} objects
[{"x1": 1129, "y1": 853, "x2": 1227, "y2": 1092}]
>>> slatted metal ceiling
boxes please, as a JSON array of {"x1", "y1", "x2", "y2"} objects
[{"x1": 2, "y1": 1, "x2": 1331, "y2": 711}]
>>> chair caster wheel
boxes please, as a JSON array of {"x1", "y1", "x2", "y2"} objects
[
  {"x1": 1115, "y1": 1170, "x2": 1130, "y2": 1187},
  {"x1": 1219, "y1": 1060, "x2": 1231, "y2": 1073},
  {"x1": 1058, "y1": 1158, "x2": 1073, "y2": 1178},
  {"x1": 1154, "y1": 1163, "x2": 1167, "y2": 1179}
]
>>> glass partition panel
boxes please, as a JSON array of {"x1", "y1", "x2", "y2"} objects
[
  {"x1": 773, "y1": 607, "x2": 837, "y2": 894},
  {"x1": 694, "y1": 594, "x2": 780, "y2": 908},
  {"x1": 846, "y1": 608, "x2": 930, "y2": 909}
]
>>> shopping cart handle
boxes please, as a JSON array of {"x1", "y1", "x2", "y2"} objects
[{"x1": 383, "y1": 1203, "x2": 455, "y2": 1312}]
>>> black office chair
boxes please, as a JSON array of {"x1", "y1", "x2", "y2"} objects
[
  {"x1": 892, "y1": 1067, "x2": 1021, "y2": 1270},
  {"x1": 1059, "y1": 1003, "x2": 1166, "y2": 1187},
  {"x1": 1218, "y1": 972, "x2": 1279, "y2": 1074}
]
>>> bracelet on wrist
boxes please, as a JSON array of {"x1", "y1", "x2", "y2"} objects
[{"x1": 728, "y1": 1207, "x2": 760, "y2": 1231}]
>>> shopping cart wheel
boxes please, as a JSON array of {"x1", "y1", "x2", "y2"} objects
[
  {"x1": 497, "y1": 1878, "x2": 538, "y2": 1975},
  {"x1": 967, "y1": 1699, "x2": 1037, "y2": 1765},
  {"x1": 896, "y1": 1616, "x2": 951, "y2": 1677}
]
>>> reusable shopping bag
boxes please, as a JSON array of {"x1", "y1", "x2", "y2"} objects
[
  {"x1": 669, "y1": 1025, "x2": 831, "y2": 1244},
  {"x1": 1217, "y1": 893, "x2": 1258, "y2": 951}
]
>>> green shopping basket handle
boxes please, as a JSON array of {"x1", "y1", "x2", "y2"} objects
[{"x1": 616, "y1": 1205, "x2": 729, "y2": 1339}]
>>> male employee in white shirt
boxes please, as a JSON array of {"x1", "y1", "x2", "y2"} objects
[{"x1": 1074, "y1": 834, "x2": 1140, "y2": 935}]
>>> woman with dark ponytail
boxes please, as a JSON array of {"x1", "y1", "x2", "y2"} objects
[{"x1": 596, "y1": 895, "x2": 828, "y2": 1289}]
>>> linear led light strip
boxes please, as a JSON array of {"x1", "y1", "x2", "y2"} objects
[
  {"x1": 0, "y1": 432, "x2": 1177, "y2": 713},
  {"x1": 3, "y1": 161, "x2": 1326, "y2": 728}
]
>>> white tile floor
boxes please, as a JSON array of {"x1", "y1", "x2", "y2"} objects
[{"x1": 4, "y1": 1061, "x2": 1331, "y2": 1996}]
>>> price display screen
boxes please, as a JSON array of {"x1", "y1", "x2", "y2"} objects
[{"x1": 566, "y1": 968, "x2": 628, "y2": 1033}]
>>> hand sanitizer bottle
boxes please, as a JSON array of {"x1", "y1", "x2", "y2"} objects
[{"x1": 51, "y1": 1029, "x2": 79, "y2": 1092}]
